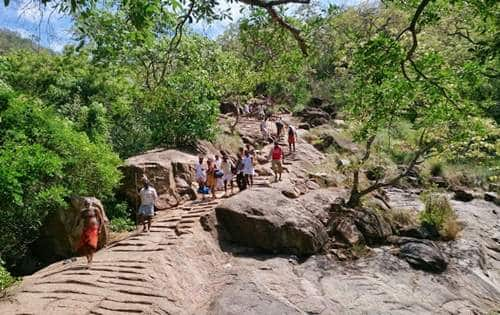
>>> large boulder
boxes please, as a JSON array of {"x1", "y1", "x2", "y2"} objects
[
  {"x1": 34, "y1": 197, "x2": 109, "y2": 263},
  {"x1": 353, "y1": 208, "x2": 393, "y2": 245},
  {"x1": 119, "y1": 149, "x2": 198, "y2": 210},
  {"x1": 215, "y1": 188, "x2": 329, "y2": 255},
  {"x1": 327, "y1": 207, "x2": 392, "y2": 246},
  {"x1": 484, "y1": 192, "x2": 499, "y2": 206},
  {"x1": 220, "y1": 101, "x2": 237, "y2": 114},
  {"x1": 296, "y1": 107, "x2": 331, "y2": 127},
  {"x1": 329, "y1": 216, "x2": 364, "y2": 245},
  {"x1": 389, "y1": 237, "x2": 448, "y2": 273},
  {"x1": 453, "y1": 188, "x2": 474, "y2": 202},
  {"x1": 313, "y1": 131, "x2": 358, "y2": 153}
]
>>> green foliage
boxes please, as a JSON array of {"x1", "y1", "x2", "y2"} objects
[
  {"x1": 419, "y1": 192, "x2": 460, "y2": 240},
  {"x1": 107, "y1": 201, "x2": 132, "y2": 220},
  {"x1": 0, "y1": 28, "x2": 45, "y2": 54},
  {"x1": 150, "y1": 70, "x2": 219, "y2": 147},
  {"x1": 429, "y1": 160, "x2": 444, "y2": 177},
  {"x1": 0, "y1": 83, "x2": 121, "y2": 269},
  {"x1": 0, "y1": 261, "x2": 15, "y2": 292},
  {"x1": 0, "y1": 50, "x2": 149, "y2": 157},
  {"x1": 110, "y1": 217, "x2": 135, "y2": 232}
]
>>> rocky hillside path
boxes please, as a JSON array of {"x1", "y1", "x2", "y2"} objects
[
  {"x1": 1, "y1": 198, "x2": 223, "y2": 314},
  {"x1": 0, "y1": 115, "x2": 326, "y2": 315}
]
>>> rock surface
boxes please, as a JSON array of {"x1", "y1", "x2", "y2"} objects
[
  {"x1": 2, "y1": 183, "x2": 500, "y2": 315},
  {"x1": 215, "y1": 188, "x2": 329, "y2": 255},
  {"x1": 390, "y1": 237, "x2": 448, "y2": 273},
  {"x1": 2, "y1": 116, "x2": 500, "y2": 315},
  {"x1": 485, "y1": 191, "x2": 500, "y2": 205},
  {"x1": 296, "y1": 107, "x2": 330, "y2": 127},
  {"x1": 453, "y1": 188, "x2": 474, "y2": 202},
  {"x1": 34, "y1": 197, "x2": 109, "y2": 264},
  {"x1": 118, "y1": 149, "x2": 198, "y2": 210}
]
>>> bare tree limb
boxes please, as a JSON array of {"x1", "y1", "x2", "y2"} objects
[
  {"x1": 349, "y1": 135, "x2": 376, "y2": 206},
  {"x1": 238, "y1": 0, "x2": 309, "y2": 55},
  {"x1": 239, "y1": 0, "x2": 310, "y2": 8},
  {"x1": 265, "y1": 6, "x2": 308, "y2": 56},
  {"x1": 347, "y1": 130, "x2": 429, "y2": 208},
  {"x1": 396, "y1": 0, "x2": 431, "y2": 60},
  {"x1": 408, "y1": 59, "x2": 458, "y2": 107}
]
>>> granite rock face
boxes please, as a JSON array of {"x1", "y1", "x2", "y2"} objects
[{"x1": 216, "y1": 188, "x2": 330, "y2": 255}]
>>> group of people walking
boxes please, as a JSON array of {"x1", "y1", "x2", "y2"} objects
[
  {"x1": 260, "y1": 116, "x2": 297, "y2": 153},
  {"x1": 75, "y1": 112, "x2": 297, "y2": 266},
  {"x1": 195, "y1": 147, "x2": 256, "y2": 200}
]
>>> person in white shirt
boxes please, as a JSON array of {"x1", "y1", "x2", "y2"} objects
[
  {"x1": 195, "y1": 156, "x2": 206, "y2": 189},
  {"x1": 138, "y1": 181, "x2": 158, "y2": 232},
  {"x1": 221, "y1": 155, "x2": 234, "y2": 196},
  {"x1": 242, "y1": 150, "x2": 254, "y2": 187},
  {"x1": 260, "y1": 118, "x2": 269, "y2": 140}
]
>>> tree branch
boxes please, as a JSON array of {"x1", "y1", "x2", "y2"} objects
[
  {"x1": 347, "y1": 131, "x2": 429, "y2": 208},
  {"x1": 239, "y1": 0, "x2": 309, "y2": 56},
  {"x1": 357, "y1": 132, "x2": 428, "y2": 197},
  {"x1": 239, "y1": 0, "x2": 310, "y2": 7},
  {"x1": 396, "y1": 0, "x2": 431, "y2": 60},
  {"x1": 349, "y1": 135, "x2": 376, "y2": 202},
  {"x1": 265, "y1": 6, "x2": 308, "y2": 56}
]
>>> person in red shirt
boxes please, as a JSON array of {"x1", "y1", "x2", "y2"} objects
[{"x1": 269, "y1": 142, "x2": 284, "y2": 182}]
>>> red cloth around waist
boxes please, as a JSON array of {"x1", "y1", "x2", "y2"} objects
[{"x1": 78, "y1": 225, "x2": 99, "y2": 249}]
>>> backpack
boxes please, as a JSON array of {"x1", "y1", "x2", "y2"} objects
[
  {"x1": 215, "y1": 170, "x2": 224, "y2": 178},
  {"x1": 198, "y1": 186, "x2": 210, "y2": 194},
  {"x1": 288, "y1": 126, "x2": 295, "y2": 136}
]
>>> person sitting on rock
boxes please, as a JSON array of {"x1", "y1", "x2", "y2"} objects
[
  {"x1": 138, "y1": 181, "x2": 157, "y2": 233},
  {"x1": 77, "y1": 200, "x2": 103, "y2": 266},
  {"x1": 242, "y1": 150, "x2": 254, "y2": 188},
  {"x1": 245, "y1": 143, "x2": 255, "y2": 156},
  {"x1": 269, "y1": 142, "x2": 284, "y2": 182},
  {"x1": 195, "y1": 156, "x2": 206, "y2": 189},
  {"x1": 287, "y1": 124, "x2": 297, "y2": 153},
  {"x1": 221, "y1": 155, "x2": 234, "y2": 196}
]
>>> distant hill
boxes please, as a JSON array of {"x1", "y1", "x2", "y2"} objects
[{"x1": 0, "y1": 28, "x2": 50, "y2": 54}]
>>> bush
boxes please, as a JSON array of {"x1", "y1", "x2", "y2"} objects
[
  {"x1": 150, "y1": 71, "x2": 219, "y2": 148},
  {"x1": 110, "y1": 218, "x2": 136, "y2": 232},
  {"x1": 388, "y1": 209, "x2": 417, "y2": 227},
  {"x1": 419, "y1": 193, "x2": 461, "y2": 240},
  {"x1": 430, "y1": 161, "x2": 444, "y2": 177},
  {"x1": 440, "y1": 216, "x2": 461, "y2": 241},
  {"x1": 0, "y1": 85, "x2": 121, "y2": 270},
  {"x1": 107, "y1": 201, "x2": 131, "y2": 220},
  {"x1": 0, "y1": 262, "x2": 15, "y2": 292}
]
